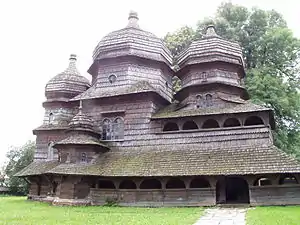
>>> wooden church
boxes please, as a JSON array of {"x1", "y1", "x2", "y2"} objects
[{"x1": 16, "y1": 11, "x2": 300, "y2": 206}]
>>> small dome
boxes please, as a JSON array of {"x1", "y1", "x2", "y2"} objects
[
  {"x1": 177, "y1": 25, "x2": 245, "y2": 69},
  {"x1": 45, "y1": 54, "x2": 91, "y2": 101},
  {"x1": 92, "y1": 11, "x2": 172, "y2": 65},
  {"x1": 69, "y1": 106, "x2": 94, "y2": 132}
]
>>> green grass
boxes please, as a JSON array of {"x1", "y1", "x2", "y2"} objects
[
  {"x1": 247, "y1": 206, "x2": 300, "y2": 225},
  {"x1": 0, "y1": 196, "x2": 203, "y2": 225}
]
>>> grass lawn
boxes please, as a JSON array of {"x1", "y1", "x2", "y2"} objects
[
  {"x1": 247, "y1": 206, "x2": 300, "y2": 225},
  {"x1": 0, "y1": 196, "x2": 203, "y2": 225}
]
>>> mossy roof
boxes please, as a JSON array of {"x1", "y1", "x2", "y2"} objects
[
  {"x1": 14, "y1": 160, "x2": 59, "y2": 177},
  {"x1": 54, "y1": 134, "x2": 108, "y2": 149},
  {"x1": 71, "y1": 81, "x2": 161, "y2": 101},
  {"x1": 15, "y1": 145, "x2": 300, "y2": 177},
  {"x1": 152, "y1": 101, "x2": 271, "y2": 119}
]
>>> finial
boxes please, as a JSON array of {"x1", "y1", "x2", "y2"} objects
[
  {"x1": 127, "y1": 11, "x2": 139, "y2": 28},
  {"x1": 205, "y1": 24, "x2": 218, "y2": 37},
  {"x1": 79, "y1": 100, "x2": 83, "y2": 114},
  {"x1": 69, "y1": 54, "x2": 77, "y2": 61}
]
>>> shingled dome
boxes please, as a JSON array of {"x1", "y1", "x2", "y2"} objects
[
  {"x1": 177, "y1": 25, "x2": 245, "y2": 71},
  {"x1": 69, "y1": 103, "x2": 95, "y2": 132},
  {"x1": 92, "y1": 11, "x2": 172, "y2": 65},
  {"x1": 45, "y1": 54, "x2": 91, "y2": 101}
]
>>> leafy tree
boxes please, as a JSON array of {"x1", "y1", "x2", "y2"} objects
[
  {"x1": 163, "y1": 2, "x2": 300, "y2": 157},
  {"x1": 5, "y1": 141, "x2": 35, "y2": 195}
]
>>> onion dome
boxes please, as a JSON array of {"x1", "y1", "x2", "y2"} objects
[
  {"x1": 176, "y1": 25, "x2": 245, "y2": 73},
  {"x1": 45, "y1": 54, "x2": 91, "y2": 101},
  {"x1": 92, "y1": 11, "x2": 172, "y2": 66}
]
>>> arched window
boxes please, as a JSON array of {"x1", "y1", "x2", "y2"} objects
[
  {"x1": 163, "y1": 122, "x2": 179, "y2": 132},
  {"x1": 49, "y1": 113, "x2": 54, "y2": 124},
  {"x1": 119, "y1": 180, "x2": 137, "y2": 189},
  {"x1": 102, "y1": 118, "x2": 124, "y2": 140},
  {"x1": 244, "y1": 116, "x2": 264, "y2": 126},
  {"x1": 112, "y1": 117, "x2": 124, "y2": 139},
  {"x1": 102, "y1": 119, "x2": 112, "y2": 140},
  {"x1": 279, "y1": 175, "x2": 298, "y2": 185},
  {"x1": 47, "y1": 142, "x2": 54, "y2": 160},
  {"x1": 223, "y1": 118, "x2": 241, "y2": 127},
  {"x1": 140, "y1": 179, "x2": 162, "y2": 189},
  {"x1": 205, "y1": 94, "x2": 213, "y2": 107},
  {"x1": 182, "y1": 121, "x2": 198, "y2": 130},
  {"x1": 190, "y1": 178, "x2": 211, "y2": 188},
  {"x1": 253, "y1": 177, "x2": 272, "y2": 186},
  {"x1": 166, "y1": 178, "x2": 186, "y2": 189},
  {"x1": 196, "y1": 95, "x2": 203, "y2": 108},
  {"x1": 81, "y1": 152, "x2": 87, "y2": 163},
  {"x1": 98, "y1": 180, "x2": 116, "y2": 189},
  {"x1": 202, "y1": 119, "x2": 219, "y2": 129}
]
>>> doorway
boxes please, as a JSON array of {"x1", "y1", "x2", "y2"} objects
[{"x1": 216, "y1": 176, "x2": 249, "y2": 204}]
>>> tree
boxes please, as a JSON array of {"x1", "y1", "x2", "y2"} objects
[
  {"x1": 5, "y1": 141, "x2": 35, "y2": 195},
  {"x1": 163, "y1": 2, "x2": 300, "y2": 157}
]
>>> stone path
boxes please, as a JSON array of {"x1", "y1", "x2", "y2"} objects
[{"x1": 193, "y1": 208, "x2": 247, "y2": 225}]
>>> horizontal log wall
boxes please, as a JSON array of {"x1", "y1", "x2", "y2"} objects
[
  {"x1": 89, "y1": 188, "x2": 215, "y2": 207},
  {"x1": 250, "y1": 185, "x2": 300, "y2": 206}
]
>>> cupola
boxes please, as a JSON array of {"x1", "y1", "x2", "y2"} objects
[
  {"x1": 90, "y1": 11, "x2": 172, "y2": 72},
  {"x1": 45, "y1": 54, "x2": 91, "y2": 101}
]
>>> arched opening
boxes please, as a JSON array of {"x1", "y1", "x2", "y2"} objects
[
  {"x1": 216, "y1": 177, "x2": 249, "y2": 204},
  {"x1": 166, "y1": 178, "x2": 186, "y2": 189},
  {"x1": 223, "y1": 118, "x2": 241, "y2": 127},
  {"x1": 202, "y1": 119, "x2": 219, "y2": 129},
  {"x1": 279, "y1": 175, "x2": 298, "y2": 185},
  {"x1": 98, "y1": 180, "x2": 116, "y2": 189},
  {"x1": 49, "y1": 113, "x2": 54, "y2": 124},
  {"x1": 182, "y1": 121, "x2": 198, "y2": 130},
  {"x1": 112, "y1": 117, "x2": 124, "y2": 139},
  {"x1": 140, "y1": 179, "x2": 162, "y2": 189},
  {"x1": 244, "y1": 116, "x2": 264, "y2": 126},
  {"x1": 253, "y1": 177, "x2": 272, "y2": 186},
  {"x1": 190, "y1": 177, "x2": 210, "y2": 188},
  {"x1": 119, "y1": 180, "x2": 137, "y2": 189},
  {"x1": 163, "y1": 122, "x2": 179, "y2": 132}
]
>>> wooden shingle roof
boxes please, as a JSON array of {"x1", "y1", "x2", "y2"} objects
[{"x1": 15, "y1": 145, "x2": 300, "y2": 177}]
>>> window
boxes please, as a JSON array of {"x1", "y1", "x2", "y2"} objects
[
  {"x1": 47, "y1": 142, "x2": 54, "y2": 160},
  {"x1": 112, "y1": 118, "x2": 124, "y2": 139},
  {"x1": 102, "y1": 119, "x2": 112, "y2": 140},
  {"x1": 102, "y1": 117, "x2": 124, "y2": 140},
  {"x1": 205, "y1": 94, "x2": 213, "y2": 107},
  {"x1": 196, "y1": 95, "x2": 203, "y2": 108},
  {"x1": 108, "y1": 74, "x2": 117, "y2": 84},
  {"x1": 163, "y1": 122, "x2": 179, "y2": 131},
  {"x1": 81, "y1": 152, "x2": 87, "y2": 163},
  {"x1": 49, "y1": 113, "x2": 54, "y2": 124},
  {"x1": 201, "y1": 72, "x2": 208, "y2": 82}
]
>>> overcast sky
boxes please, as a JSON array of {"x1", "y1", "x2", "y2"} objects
[{"x1": 0, "y1": 0, "x2": 299, "y2": 166}]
